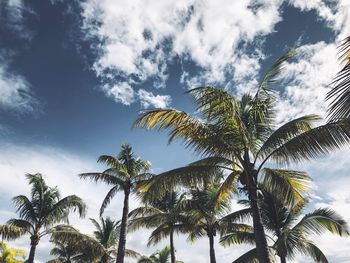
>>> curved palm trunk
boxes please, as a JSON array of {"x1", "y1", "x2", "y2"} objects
[
  {"x1": 208, "y1": 234, "x2": 216, "y2": 263},
  {"x1": 248, "y1": 185, "x2": 273, "y2": 263},
  {"x1": 27, "y1": 234, "x2": 39, "y2": 263},
  {"x1": 279, "y1": 257, "x2": 286, "y2": 263},
  {"x1": 169, "y1": 229, "x2": 176, "y2": 263},
  {"x1": 116, "y1": 188, "x2": 130, "y2": 263}
]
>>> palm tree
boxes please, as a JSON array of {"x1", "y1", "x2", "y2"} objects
[
  {"x1": 134, "y1": 51, "x2": 350, "y2": 262},
  {"x1": 327, "y1": 36, "x2": 350, "y2": 120},
  {"x1": 0, "y1": 173, "x2": 86, "y2": 263},
  {"x1": 79, "y1": 144, "x2": 151, "y2": 263},
  {"x1": 129, "y1": 191, "x2": 188, "y2": 263},
  {"x1": 137, "y1": 246, "x2": 171, "y2": 263},
  {"x1": 222, "y1": 193, "x2": 349, "y2": 263},
  {"x1": 0, "y1": 241, "x2": 26, "y2": 263},
  {"x1": 50, "y1": 218, "x2": 139, "y2": 263},
  {"x1": 184, "y1": 182, "x2": 252, "y2": 263}
]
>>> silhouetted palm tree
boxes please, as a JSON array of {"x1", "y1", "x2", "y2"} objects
[
  {"x1": 0, "y1": 173, "x2": 86, "y2": 263},
  {"x1": 80, "y1": 144, "x2": 151, "y2": 263},
  {"x1": 222, "y1": 193, "x2": 349, "y2": 263},
  {"x1": 184, "y1": 182, "x2": 252, "y2": 263},
  {"x1": 129, "y1": 191, "x2": 188, "y2": 263}
]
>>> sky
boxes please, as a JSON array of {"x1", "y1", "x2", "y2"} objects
[{"x1": 0, "y1": 0, "x2": 349, "y2": 262}]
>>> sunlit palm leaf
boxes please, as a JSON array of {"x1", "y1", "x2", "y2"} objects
[
  {"x1": 0, "y1": 224, "x2": 28, "y2": 240},
  {"x1": 260, "y1": 168, "x2": 311, "y2": 207}
]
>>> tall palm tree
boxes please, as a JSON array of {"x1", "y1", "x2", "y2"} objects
[
  {"x1": 49, "y1": 218, "x2": 139, "y2": 263},
  {"x1": 0, "y1": 241, "x2": 26, "y2": 263},
  {"x1": 0, "y1": 173, "x2": 86, "y2": 263},
  {"x1": 184, "y1": 182, "x2": 252, "y2": 263},
  {"x1": 134, "y1": 51, "x2": 350, "y2": 262},
  {"x1": 137, "y1": 246, "x2": 171, "y2": 263},
  {"x1": 221, "y1": 193, "x2": 349, "y2": 263},
  {"x1": 79, "y1": 144, "x2": 151, "y2": 263},
  {"x1": 129, "y1": 191, "x2": 188, "y2": 263},
  {"x1": 327, "y1": 36, "x2": 350, "y2": 120}
]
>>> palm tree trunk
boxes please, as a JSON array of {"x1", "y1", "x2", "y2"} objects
[
  {"x1": 248, "y1": 185, "x2": 273, "y2": 263},
  {"x1": 208, "y1": 234, "x2": 216, "y2": 263},
  {"x1": 280, "y1": 257, "x2": 286, "y2": 263},
  {"x1": 27, "y1": 234, "x2": 39, "y2": 263},
  {"x1": 169, "y1": 229, "x2": 176, "y2": 263},
  {"x1": 116, "y1": 187, "x2": 130, "y2": 263}
]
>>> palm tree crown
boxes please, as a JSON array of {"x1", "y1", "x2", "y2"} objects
[
  {"x1": 129, "y1": 191, "x2": 188, "y2": 263},
  {"x1": 80, "y1": 144, "x2": 151, "y2": 263},
  {"x1": 0, "y1": 173, "x2": 86, "y2": 263},
  {"x1": 134, "y1": 50, "x2": 350, "y2": 262}
]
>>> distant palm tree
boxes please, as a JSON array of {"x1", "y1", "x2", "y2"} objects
[
  {"x1": 0, "y1": 173, "x2": 86, "y2": 263},
  {"x1": 222, "y1": 193, "x2": 349, "y2": 263},
  {"x1": 49, "y1": 217, "x2": 139, "y2": 263},
  {"x1": 135, "y1": 51, "x2": 350, "y2": 262},
  {"x1": 129, "y1": 191, "x2": 188, "y2": 263},
  {"x1": 184, "y1": 182, "x2": 252, "y2": 263},
  {"x1": 80, "y1": 144, "x2": 151, "y2": 263},
  {"x1": 0, "y1": 241, "x2": 26, "y2": 263},
  {"x1": 137, "y1": 246, "x2": 171, "y2": 263},
  {"x1": 327, "y1": 36, "x2": 350, "y2": 120}
]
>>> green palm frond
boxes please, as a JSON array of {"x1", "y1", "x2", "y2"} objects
[
  {"x1": 79, "y1": 172, "x2": 125, "y2": 187},
  {"x1": 299, "y1": 241, "x2": 328, "y2": 263},
  {"x1": 100, "y1": 185, "x2": 120, "y2": 216},
  {"x1": 220, "y1": 229, "x2": 255, "y2": 247},
  {"x1": 327, "y1": 37, "x2": 350, "y2": 120},
  {"x1": 265, "y1": 118, "x2": 350, "y2": 165},
  {"x1": 292, "y1": 208, "x2": 349, "y2": 237},
  {"x1": 48, "y1": 195, "x2": 86, "y2": 224},
  {"x1": 260, "y1": 168, "x2": 311, "y2": 207},
  {"x1": 215, "y1": 171, "x2": 240, "y2": 205},
  {"x1": 138, "y1": 164, "x2": 221, "y2": 197},
  {"x1": 148, "y1": 224, "x2": 172, "y2": 246},
  {"x1": 257, "y1": 49, "x2": 295, "y2": 94},
  {"x1": 232, "y1": 248, "x2": 259, "y2": 263},
  {"x1": 0, "y1": 224, "x2": 28, "y2": 240},
  {"x1": 221, "y1": 208, "x2": 252, "y2": 223},
  {"x1": 257, "y1": 115, "x2": 321, "y2": 162},
  {"x1": 98, "y1": 155, "x2": 128, "y2": 176},
  {"x1": 12, "y1": 195, "x2": 37, "y2": 223}
]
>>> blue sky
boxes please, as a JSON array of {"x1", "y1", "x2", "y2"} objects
[{"x1": 0, "y1": 0, "x2": 349, "y2": 262}]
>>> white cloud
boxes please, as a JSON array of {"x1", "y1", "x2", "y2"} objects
[
  {"x1": 103, "y1": 82, "x2": 135, "y2": 105},
  {"x1": 0, "y1": 58, "x2": 39, "y2": 113},
  {"x1": 80, "y1": 0, "x2": 284, "y2": 106},
  {"x1": 138, "y1": 89, "x2": 171, "y2": 109},
  {"x1": 273, "y1": 0, "x2": 350, "y2": 123}
]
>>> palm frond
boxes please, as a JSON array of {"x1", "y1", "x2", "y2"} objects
[
  {"x1": 220, "y1": 229, "x2": 255, "y2": 247},
  {"x1": 257, "y1": 115, "x2": 321, "y2": 162},
  {"x1": 12, "y1": 195, "x2": 37, "y2": 223},
  {"x1": 231, "y1": 248, "x2": 259, "y2": 263},
  {"x1": 138, "y1": 165, "x2": 222, "y2": 197},
  {"x1": 265, "y1": 118, "x2": 350, "y2": 164},
  {"x1": 257, "y1": 49, "x2": 295, "y2": 94},
  {"x1": 48, "y1": 195, "x2": 86, "y2": 224},
  {"x1": 100, "y1": 185, "x2": 120, "y2": 216},
  {"x1": 260, "y1": 168, "x2": 311, "y2": 207},
  {"x1": 79, "y1": 172, "x2": 125, "y2": 186},
  {"x1": 299, "y1": 241, "x2": 328, "y2": 263},
  {"x1": 327, "y1": 37, "x2": 350, "y2": 120},
  {"x1": 292, "y1": 208, "x2": 349, "y2": 236},
  {"x1": 0, "y1": 224, "x2": 28, "y2": 240}
]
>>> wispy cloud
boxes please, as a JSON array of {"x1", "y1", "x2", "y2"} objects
[{"x1": 0, "y1": 1, "x2": 40, "y2": 114}]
